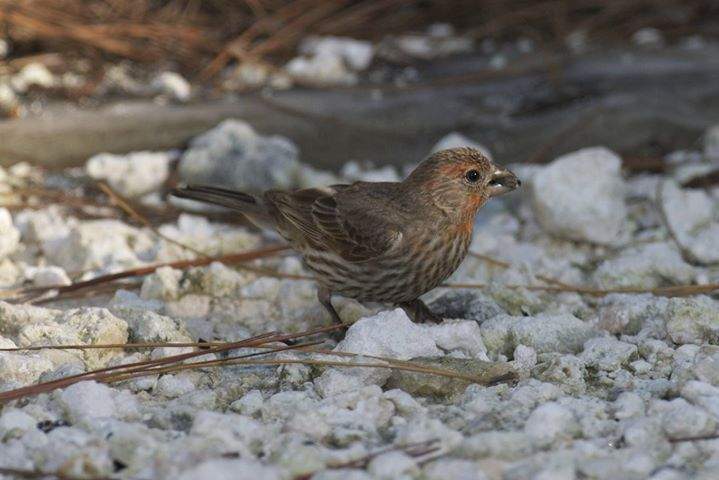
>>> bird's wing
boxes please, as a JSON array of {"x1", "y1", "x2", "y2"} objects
[{"x1": 266, "y1": 184, "x2": 404, "y2": 263}]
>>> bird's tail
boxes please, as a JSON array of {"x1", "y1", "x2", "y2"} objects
[{"x1": 171, "y1": 185, "x2": 275, "y2": 228}]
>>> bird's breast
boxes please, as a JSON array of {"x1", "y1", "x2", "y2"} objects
[{"x1": 301, "y1": 226, "x2": 471, "y2": 303}]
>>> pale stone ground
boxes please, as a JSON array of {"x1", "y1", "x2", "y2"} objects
[{"x1": 0, "y1": 120, "x2": 718, "y2": 480}]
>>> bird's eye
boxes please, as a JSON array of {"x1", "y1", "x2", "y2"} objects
[{"x1": 465, "y1": 170, "x2": 480, "y2": 183}]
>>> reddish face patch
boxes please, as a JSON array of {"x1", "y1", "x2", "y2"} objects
[
  {"x1": 459, "y1": 194, "x2": 486, "y2": 222},
  {"x1": 438, "y1": 161, "x2": 473, "y2": 179}
]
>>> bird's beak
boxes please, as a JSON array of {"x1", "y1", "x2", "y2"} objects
[{"x1": 488, "y1": 165, "x2": 521, "y2": 197}]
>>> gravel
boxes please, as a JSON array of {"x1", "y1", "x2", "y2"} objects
[
  {"x1": 660, "y1": 179, "x2": 719, "y2": 264},
  {"x1": 1, "y1": 121, "x2": 719, "y2": 479},
  {"x1": 531, "y1": 146, "x2": 628, "y2": 245},
  {"x1": 86, "y1": 151, "x2": 173, "y2": 198}
]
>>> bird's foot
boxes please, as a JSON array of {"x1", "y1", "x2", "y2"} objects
[
  {"x1": 398, "y1": 299, "x2": 444, "y2": 324},
  {"x1": 317, "y1": 287, "x2": 349, "y2": 342}
]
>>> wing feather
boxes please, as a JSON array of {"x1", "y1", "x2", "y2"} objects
[{"x1": 266, "y1": 184, "x2": 403, "y2": 262}]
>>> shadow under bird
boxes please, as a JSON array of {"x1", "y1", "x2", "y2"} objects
[{"x1": 172, "y1": 147, "x2": 520, "y2": 324}]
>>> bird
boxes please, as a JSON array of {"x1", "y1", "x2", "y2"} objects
[{"x1": 172, "y1": 147, "x2": 520, "y2": 325}]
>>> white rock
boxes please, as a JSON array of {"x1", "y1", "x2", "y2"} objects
[
  {"x1": 28, "y1": 266, "x2": 72, "y2": 287},
  {"x1": 423, "y1": 320, "x2": 489, "y2": 359},
  {"x1": 17, "y1": 320, "x2": 82, "y2": 353},
  {"x1": 190, "y1": 410, "x2": 268, "y2": 457},
  {"x1": 151, "y1": 72, "x2": 191, "y2": 102},
  {"x1": 423, "y1": 459, "x2": 487, "y2": 480},
  {"x1": 393, "y1": 416, "x2": 463, "y2": 452},
  {"x1": 86, "y1": 151, "x2": 172, "y2": 198},
  {"x1": 224, "y1": 61, "x2": 271, "y2": 89},
  {"x1": 11, "y1": 63, "x2": 55, "y2": 92},
  {"x1": 481, "y1": 313, "x2": 597, "y2": 355},
  {"x1": 525, "y1": 402, "x2": 580, "y2": 447},
  {"x1": 566, "y1": 30, "x2": 589, "y2": 53},
  {"x1": 660, "y1": 398, "x2": 716, "y2": 440},
  {"x1": 0, "y1": 336, "x2": 15, "y2": 349},
  {"x1": 57, "y1": 308, "x2": 129, "y2": 369},
  {"x1": 386, "y1": 30, "x2": 473, "y2": 60},
  {"x1": 613, "y1": 392, "x2": 645, "y2": 419},
  {"x1": 535, "y1": 354, "x2": 586, "y2": 394},
  {"x1": 311, "y1": 470, "x2": 373, "y2": 480},
  {"x1": 458, "y1": 430, "x2": 532, "y2": 460},
  {"x1": 300, "y1": 36, "x2": 374, "y2": 71},
  {"x1": 705, "y1": 124, "x2": 719, "y2": 160},
  {"x1": 0, "y1": 351, "x2": 54, "y2": 388},
  {"x1": 597, "y1": 294, "x2": 669, "y2": 335},
  {"x1": 297, "y1": 164, "x2": 342, "y2": 188},
  {"x1": 119, "y1": 309, "x2": 191, "y2": 343},
  {"x1": 336, "y1": 309, "x2": 442, "y2": 359},
  {"x1": 580, "y1": 337, "x2": 637, "y2": 371},
  {"x1": 336, "y1": 308, "x2": 442, "y2": 360},
  {"x1": 673, "y1": 162, "x2": 716, "y2": 185},
  {"x1": 665, "y1": 296, "x2": 719, "y2": 345},
  {"x1": 140, "y1": 266, "x2": 183, "y2": 300},
  {"x1": 633, "y1": 28, "x2": 665, "y2": 47},
  {"x1": 0, "y1": 208, "x2": 20, "y2": 259},
  {"x1": 0, "y1": 83, "x2": 20, "y2": 116},
  {"x1": 155, "y1": 373, "x2": 197, "y2": 398},
  {"x1": 367, "y1": 451, "x2": 418, "y2": 479},
  {"x1": 692, "y1": 347, "x2": 719, "y2": 386},
  {"x1": 316, "y1": 309, "x2": 442, "y2": 397},
  {"x1": 681, "y1": 381, "x2": 719, "y2": 420},
  {"x1": 14, "y1": 206, "x2": 75, "y2": 245},
  {"x1": 0, "y1": 38, "x2": 8, "y2": 59},
  {"x1": 57, "y1": 381, "x2": 118, "y2": 423},
  {"x1": 594, "y1": 242, "x2": 695, "y2": 288},
  {"x1": 535, "y1": 466, "x2": 576, "y2": 480},
  {"x1": 45, "y1": 220, "x2": 154, "y2": 272},
  {"x1": 156, "y1": 214, "x2": 258, "y2": 261},
  {"x1": 341, "y1": 162, "x2": 400, "y2": 183},
  {"x1": 179, "y1": 120, "x2": 300, "y2": 193},
  {"x1": 630, "y1": 359, "x2": 652, "y2": 374},
  {"x1": 108, "y1": 289, "x2": 164, "y2": 317},
  {"x1": 231, "y1": 389, "x2": 264, "y2": 417},
  {"x1": 660, "y1": 180, "x2": 719, "y2": 264},
  {"x1": 177, "y1": 459, "x2": 283, "y2": 480},
  {"x1": 0, "y1": 409, "x2": 37, "y2": 440},
  {"x1": 383, "y1": 389, "x2": 426, "y2": 417},
  {"x1": 650, "y1": 469, "x2": 692, "y2": 480},
  {"x1": 430, "y1": 132, "x2": 492, "y2": 160},
  {"x1": 531, "y1": 147, "x2": 627, "y2": 244},
  {"x1": 286, "y1": 52, "x2": 357, "y2": 87},
  {"x1": 0, "y1": 301, "x2": 60, "y2": 336},
  {"x1": 513, "y1": 344, "x2": 537, "y2": 373},
  {"x1": 489, "y1": 54, "x2": 507, "y2": 69}
]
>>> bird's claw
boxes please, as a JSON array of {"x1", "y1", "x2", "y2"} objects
[{"x1": 399, "y1": 299, "x2": 444, "y2": 324}]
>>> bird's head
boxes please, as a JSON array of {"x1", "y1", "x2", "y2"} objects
[{"x1": 404, "y1": 147, "x2": 521, "y2": 219}]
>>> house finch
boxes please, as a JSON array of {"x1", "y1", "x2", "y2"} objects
[{"x1": 172, "y1": 147, "x2": 520, "y2": 324}]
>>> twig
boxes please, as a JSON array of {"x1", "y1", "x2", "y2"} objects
[
  {"x1": 98, "y1": 181, "x2": 210, "y2": 258},
  {"x1": 0, "y1": 325, "x2": 344, "y2": 403},
  {"x1": 469, "y1": 251, "x2": 573, "y2": 288},
  {"x1": 247, "y1": 0, "x2": 349, "y2": 57},
  {"x1": 655, "y1": 180, "x2": 703, "y2": 266},
  {"x1": 442, "y1": 281, "x2": 719, "y2": 297},
  {"x1": 0, "y1": 467, "x2": 120, "y2": 480},
  {"x1": 100, "y1": 356, "x2": 503, "y2": 387},
  {"x1": 4, "y1": 244, "x2": 290, "y2": 301},
  {"x1": 332, "y1": 439, "x2": 440, "y2": 469},
  {"x1": 668, "y1": 433, "x2": 719, "y2": 443},
  {"x1": 0, "y1": 321, "x2": 518, "y2": 403}
]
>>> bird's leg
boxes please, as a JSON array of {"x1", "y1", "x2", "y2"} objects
[
  {"x1": 317, "y1": 286, "x2": 344, "y2": 326},
  {"x1": 399, "y1": 298, "x2": 444, "y2": 324}
]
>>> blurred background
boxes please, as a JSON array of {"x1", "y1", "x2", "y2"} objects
[{"x1": 0, "y1": 0, "x2": 718, "y2": 174}]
